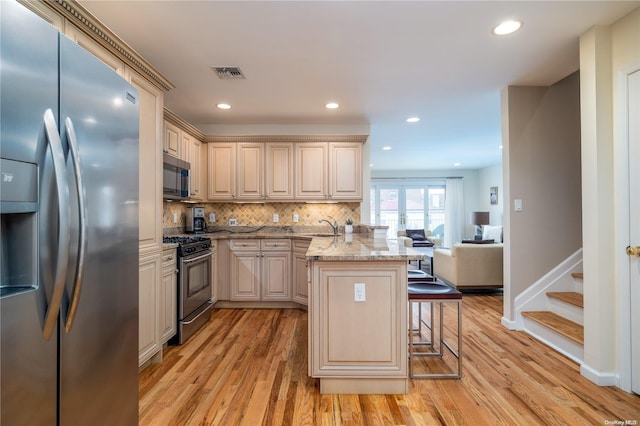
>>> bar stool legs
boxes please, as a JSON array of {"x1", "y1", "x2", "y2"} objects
[{"x1": 408, "y1": 282, "x2": 463, "y2": 380}]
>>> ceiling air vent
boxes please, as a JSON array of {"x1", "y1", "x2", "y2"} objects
[{"x1": 213, "y1": 67, "x2": 245, "y2": 79}]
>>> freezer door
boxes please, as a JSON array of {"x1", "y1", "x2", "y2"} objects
[
  {"x1": 0, "y1": 1, "x2": 59, "y2": 425},
  {"x1": 58, "y1": 35, "x2": 139, "y2": 425}
]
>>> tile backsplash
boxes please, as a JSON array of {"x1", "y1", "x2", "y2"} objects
[{"x1": 163, "y1": 202, "x2": 361, "y2": 230}]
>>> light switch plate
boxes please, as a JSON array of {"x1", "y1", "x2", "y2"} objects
[
  {"x1": 293, "y1": 213, "x2": 299, "y2": 223},
  {"x1": 273, "y1": 213, "x2": 279, "y2": 223},
  {"x1": 514, "y1": 199, "x2": 523, "y2": 212},
  {"x1": 229, "y1": 218, "x2": 237, "y2": 226},
  {"x1": 354, "y1": 283, "x2": 366, "y2": 302},
  {"x1": 209, "y1": 213, "x2": 215, "y2": 223}
]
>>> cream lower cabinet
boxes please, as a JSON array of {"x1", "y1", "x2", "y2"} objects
[
  {"x1": 292, "y1": 239, "x2": 311, "y2": 306},
  {"x1": 230, "y1": 239, "x2": 291, "y2": 301},
  {"x1": 161, "y1": 248, "x2": 178, "y2": 344},
  {"x1": 139, "y1": 251, "x2": 162, "y2": 366},
  {"x1": 310, "y1": 261, "x2": 407, "y2": 394}
]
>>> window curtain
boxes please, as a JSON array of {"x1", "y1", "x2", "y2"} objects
[{"x1": 444, "y1": 178, "x2": 464, "y2": 248}]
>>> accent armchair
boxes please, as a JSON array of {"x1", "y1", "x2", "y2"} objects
[{"x1": 397, "y1": 229, "x2": 442, "y2": 247}]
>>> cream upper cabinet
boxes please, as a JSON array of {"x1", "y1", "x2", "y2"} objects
[
  {"x1": 207, "y1": 143, "x2": 236, "y2": 200},
  {"x1": 163, "y1": 120, "x2": 181, "y2": 158},
  {"x1": 188, "y1": 138, "x2": 203, "y2": 200},
  {"x1": 265, "y1": 142, "x2": 294, "y2": 200},
  {"x1": 204, "y1": 137, "x2": 365, "y2": 202},
  {"x1": 132, "y1": 72, "x2": 164, "y2": 254},
  {"x1": 295, "y1": 142, "x2": 328, "y2": 200},
  {"x1": 329, "y1": 142, "x2": 362, "y2": 200},
  {"x1": 237, "y1": 143, "x2": 264, "y2": 200}
]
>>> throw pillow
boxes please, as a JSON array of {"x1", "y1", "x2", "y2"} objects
[
  {"x1": 482, "y1": 225, "x2": 503, "y2": 242},
  {"x1": 406, "y1": 229, "x2": 426, "y2": 241}
]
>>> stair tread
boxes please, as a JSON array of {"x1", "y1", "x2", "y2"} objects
[
  {"x1": 547, "y1": 291, "x2": 584, "y2": 308},
  {"x1": 571, "y1": 272, "x2": 584, "y2": 279},
  {"x1": 522, "y1": 311, "x2": 584, "y2": 345}
]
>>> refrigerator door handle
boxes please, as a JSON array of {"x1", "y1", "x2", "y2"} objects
[
  {"x1": 63, "y1": 117, "x2": 87, "y2": 333},
  {"x1": 42, "y1": 109, "x2": 71, "y2": 341}
]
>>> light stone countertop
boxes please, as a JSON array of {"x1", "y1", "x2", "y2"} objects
[{"x1": 306, "y1": 234, "x2": 426, "y2": 262}]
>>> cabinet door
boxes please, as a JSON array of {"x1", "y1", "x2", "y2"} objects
[
  {"x1": 180, "y1": 132, "x2": 191, "y2": 162},
  {"x1": 295, "y1": 143, "x2": 328, "y2": 200},
  {"x1": 139, "y1": 252, "x2": 162, "y2": 366},
  {"x1": 329, "y1": 142, "x2": 362, "y2": 200},
  {"x1": 189, "y1": 138, "x2": 202, "y2": 199},
  {"x1": 237, "y1": 143, "x2": 264, "y2": 200},
  {"x1": 160, "y1": 266, "x2": 177, "y2": 344},
  {"x1": 293, "y1": 252, "x2": 309, "y2": 305},
  {"x1": 230, "y1": 251, "x2": 261, "y2": 301},
  {"x1": 265, "y1": 142, "x2": 294, "y2": 200},
  {"x1": 262, "y1": 252, "x2": 292, "y2": 301},
  {"x1": 292, "y1": 240, "x2": 311, "y2": 305},
  {"x1": 208, "y1": 143, "x2": 236, "y2": 200},
  {"x1": 133, "y1": 73, "x2": 163, "y2": 255},
  {"x1": 163, "y1": 120, "x2": 181, "y2": 158}
]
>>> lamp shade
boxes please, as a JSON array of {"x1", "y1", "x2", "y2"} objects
[{"x1": 471, "y1": 211, "x2": 490, "y2": 226}]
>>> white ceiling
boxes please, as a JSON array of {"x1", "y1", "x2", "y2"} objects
[{"x1": 80, "y1": 1, "x2": 639, "y2": 172}]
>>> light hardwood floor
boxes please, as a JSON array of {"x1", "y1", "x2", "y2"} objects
[{"x1": 139, "y1": 295, "x2": 639, "y2": 425}]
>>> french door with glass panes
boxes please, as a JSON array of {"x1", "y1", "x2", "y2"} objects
[{"x1": 370, "y1": 183, "x2": 445, "y2": 238}]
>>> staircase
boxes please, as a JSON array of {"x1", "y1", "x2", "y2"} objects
[{"x1": 515, "y1": 252, "x2": 585, "y2": 363}]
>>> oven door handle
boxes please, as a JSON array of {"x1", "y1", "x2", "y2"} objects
[{"x1": 181, "y1": 251, "x2": 214, "y2": 264}]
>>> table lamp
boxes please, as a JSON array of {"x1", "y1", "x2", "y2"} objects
[{"x1": 471, "y1": 211, "x2": 490, "y2": 240}]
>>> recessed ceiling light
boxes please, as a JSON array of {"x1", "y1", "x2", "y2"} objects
[
  {"x1": 453, "y1": 162, "x2": 461, "y2": 167},
  {"x1": 406, "y1": 117, "x2": 420, "y2": 123},
  {"x1": 382, "y1": 146, "x2": 392, "y2": 151},
  {"x1": 325, "y1": 102, "x2": 339, "y2": 109},
  {"x1": 499, "y1": 145, "x2": 503, "y2": 150},
  {"x1": 217, "y1": 103, "x2": 231, "y2": 110},
  {"x1": 493, "y1": 20, "x2": 522, "y2": 36},
  {"x1": 370, "y1": 163, "x2": 374, "y2": 167}
]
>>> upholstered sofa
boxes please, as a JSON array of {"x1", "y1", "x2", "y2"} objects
[{"x1": 433, "y1": 243, "x2": 503, "y2": 289}]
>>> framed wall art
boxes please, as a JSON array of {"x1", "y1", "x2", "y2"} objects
[{"x1": 490, "y1": 186, "x2": 498, "y2": 205}]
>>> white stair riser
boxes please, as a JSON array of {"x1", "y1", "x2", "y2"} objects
[
  {"x1": 522, "y1": 317, "x2": 584, "y2": 364},
  {"x1": 549, "y1": 298, "x2": 584, "y2": 325}
]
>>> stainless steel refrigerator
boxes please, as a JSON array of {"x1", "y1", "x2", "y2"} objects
[{"x1": 1, "y1": 1, "x2": 139, "y2": 424}]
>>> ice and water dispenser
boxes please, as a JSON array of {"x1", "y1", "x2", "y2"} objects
[{"x1": 0, "y1": 158, "x2": 38, "y2": 298}]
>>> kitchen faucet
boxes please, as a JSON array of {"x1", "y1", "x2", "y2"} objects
[{"x1": 318, "y1": 218, "x2": 339, "y2": 235}]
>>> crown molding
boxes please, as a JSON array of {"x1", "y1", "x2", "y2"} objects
[
  {"x1": 164, "y1": 108, "x2": 205, "y2": 141},
  {"x1": 42, "y1": 0, "x2": 175, "y2": 92},
  {"x1": 203, "y1": 134, "x2": 368, "y2": 144}
]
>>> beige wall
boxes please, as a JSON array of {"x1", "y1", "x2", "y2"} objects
[
  {"x1": 580, "y1": 6, "x2": 640, "y2": 388},
  {"x1": 502, "y1": 72, "x2": 583, "y2": 320},
  {"x1": 478, "y1": 164, "x2": 503, "y2": 226}
]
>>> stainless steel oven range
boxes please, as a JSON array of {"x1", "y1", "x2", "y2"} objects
[{"x1": 163, "y1": 236, "x2": 214, "y2": 345}]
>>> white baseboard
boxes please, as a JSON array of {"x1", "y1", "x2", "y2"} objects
[
  {"x1": 501, "y1": 316, "x2": 518, "y2": 330},
  {"x1": 580, "y1": 363, "x2": 619, "y2": 387}
]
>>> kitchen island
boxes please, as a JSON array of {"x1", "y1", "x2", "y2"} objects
[{"x1": 306, "y1": 234, "x2": 425, "y2": 394}]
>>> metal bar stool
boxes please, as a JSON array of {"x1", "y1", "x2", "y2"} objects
[
  {"x1": 408, "y1": 281, "x2": 462, "y2": 379},
  {"x1": 408, "y1": 270, "x2": 435, "y2": 347}
]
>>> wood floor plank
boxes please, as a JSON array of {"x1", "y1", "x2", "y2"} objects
[{"x1": 138, "y1": 295, "x2": 639, "y2": 425}]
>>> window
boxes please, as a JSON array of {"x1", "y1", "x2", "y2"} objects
[{"x1": 370, "y1": 180, "x2": 445, "y2": 238}]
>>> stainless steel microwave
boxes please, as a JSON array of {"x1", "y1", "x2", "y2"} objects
[{"x1": 163, "y1": 153, "x2": 190, "y2": 201}]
